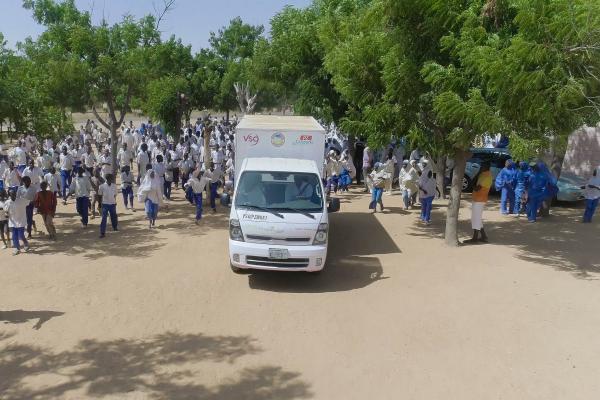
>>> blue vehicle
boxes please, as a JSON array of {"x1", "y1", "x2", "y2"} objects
[
  {"x1": 462, "y1": 148, "x2": 512, "y2": 192},
  {"x1": 556, "y1": 172, "x2": 586, "y2": 202}
]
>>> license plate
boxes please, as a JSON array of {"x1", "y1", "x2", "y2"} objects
[{"x1": 269, "y1": 249, "x2": 289, "y2": 260}]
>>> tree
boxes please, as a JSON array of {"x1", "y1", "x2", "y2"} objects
[
  {"x1": 206, "y1": 17, "x2": 264, "y2": 119},
  {"x1": 143, "y1": 75, "x2": 188, "y2": 139},
  {"x1": 143, "y1": 36, "x2": 194, "y2": 138},
  {"x1": 251, "y1": 5, "x2": 347, "y2": 123},
  {"x1": 23, "y1": 0, "x2": 162, "y2": 170},
  {"x1": 422, "y1": 0, "x2": 600, "y2": 243},
  {"x1": 258, "y1": 0, "x2": 600, "y2": 246}
]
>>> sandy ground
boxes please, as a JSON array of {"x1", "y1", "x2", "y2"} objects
[{"x1": 1, "y1": 186, "x2": 599, "y2": 400}]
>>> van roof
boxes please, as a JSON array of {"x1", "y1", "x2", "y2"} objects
[
  {"x1": 242, "y1": 158, "x2": 320, "y2": 174},
  {"x1": 237, "y1": 115, "x2": 325, "y2": 132}
]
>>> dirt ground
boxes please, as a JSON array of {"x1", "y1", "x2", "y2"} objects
[{"x1": 1, "y1": 187, "x2": 599, "y2": 400}]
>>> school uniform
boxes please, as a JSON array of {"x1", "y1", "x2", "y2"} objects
[
  {"x1": 120, "y1": 171, "x2": 134, "y2": 209},
  {"x1": 6, "y1": 196, "x2": 29, "y2": 251},
  {"x1": 59, "y1": 153, "x2": 74, "y2": 201},
  {"x1": 82, "y1": 152, "x2": 97, "y2": 175},
  {"x1": 98, "y1": 182, "x2": 118, "y2": 236},
  {"x1": 18, "y1": 185, "x2": 37, "y2": 236},
  {"x1": 419, "y1": 176, "x2": 436, "y2": 223},
  {"x1": 5, "y1": 168, "x2": 21, "y2": 192},
  {"x1": 206, "y1": 168, "x2": 223, "y2": 210},
  {"x1": 179, "y1": 159, "x2": 193, "y2": 189},
  {"x1": 170, "y1": 150, "x2": 182, "y2": 187},
  {"x1": 0, "y1": 199, "x2": 9, "y2": 245},
  {"x1": 117, "y1": 148, "x2": 133, "y2": 169},
  {"x1": 14, "y1": 147, "x2": 27, "y2": 173},
  {"x1": 70, "y1": 175, "x2": 92, "y2": 226},
  {"x1": 44, "y1": 172, "x2": 60, "y2": 197},
  {"x1": 99, "y1": 155, "x2": 112, "y2": 178},
  {"x1": 38, "y1": 154, "x2": 53, "y2": 174},
  {"x1": 22, "y1": 166, "x2": 44, "y2": 192},
  {"x1": 185, "y1": 175, "x2": 210, "y2": 220}
]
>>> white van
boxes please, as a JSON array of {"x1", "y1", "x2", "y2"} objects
[{"x1": 227, "y1": 115, "x2": 340, "y2": 273}]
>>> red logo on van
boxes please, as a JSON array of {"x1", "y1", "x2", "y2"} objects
[
  {"x1": 300, "y1": 135, "x2": 313, "y2": 141},
  {"x1": 243, "y1": 134, "x2": 259, "y2": 146}
]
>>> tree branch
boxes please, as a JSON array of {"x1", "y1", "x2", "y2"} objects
[
  {"x1": 117, "y1": 85, "x2": 133, "y2": 127},
  {"x1": 154, "y1": 0, "x2": 176, "y2": 31},
  {"x1": 92, "y1": 106, "x2": 111, "y2": 130}
]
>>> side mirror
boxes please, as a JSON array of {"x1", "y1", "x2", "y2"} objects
[
  {"x1": 328, "y1": 198, "x2": 340, "y2": 213},
  {"x1": 220, "y1": 193, "x2": 231, "y2": 207}
]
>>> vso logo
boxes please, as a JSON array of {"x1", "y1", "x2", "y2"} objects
[
  {"x1": 243, "y1": 134, "x2": 259, "y2": 146},
  {"x1": 271, "y1": 132, "x2": 286, "y2": 147}
]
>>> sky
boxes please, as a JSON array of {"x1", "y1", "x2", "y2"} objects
[{"x1": 1, "y1": 0, "x2": 312, "y2": 51}]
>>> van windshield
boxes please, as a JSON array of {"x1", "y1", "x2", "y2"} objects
[{"x1": 235, "y1": 171, "x2": 323, "y2": 212}]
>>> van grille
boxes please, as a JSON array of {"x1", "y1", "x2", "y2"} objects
[
  {"x1": 246, "y1": 256, "x2": 310, "y2": 268},
  {"x1": 246, "y1": 235, "x2": 311, "y2": 244}
]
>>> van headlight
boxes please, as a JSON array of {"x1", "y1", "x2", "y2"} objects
[
  {"x1": 313, "y1": 223, "x2": 328, "y2": 245},
  {"x1": 230, "y1": 219, "x2": 244, "y2": 242}
]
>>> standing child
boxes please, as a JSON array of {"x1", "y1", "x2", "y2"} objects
[
  {"x1": 0, "y1": 190, "x2": 10, "y2": 249},
  {"x1": 164, "y1": 153, "x2": 174, "y2": 200},
  {"x1": 44, "y1": 167, "x2": 61, "y2": 198},
  {"x1": 418, "y1": 170, "x2": 436, "y2": 225},
  {"x1": 120, "y1": 165, "x2": 135, "y2": 211},
  {"x1": 89, "y1": 167, "x2": 104, "y2": 219},
  {"x1": 19, "y1": 176, "x2": 37, "y2": 239},
  {"x1": 70, "y1": 167, "x2": 92, "y2": 227},
  {"x1": 582, "y1": 167, "x2": 600, "y2": 223},
  {"x1": 35, "y1": 181, "x2": 57, "y2": 239},
  {"x1": 206, "y1": 162, "x2": 222, "y2": 213},
  {"x1": 138, "y1": 169, "x2": 163, "y2": 228},
  {"x1": 98, "y1": 174, "x2": 118, "y2": 238},
  {"x1": 184, "y1": 169, "x2": 210, "y2": 224},
  {"x1": 368, "y1": 164, "x2": 386, "y2": 213},
  {"x1": 5, "y1": 162, "x2": 21, "y2": 193},
  {"x1": 6, "y1": 189, "x2": 29, "y2": 255}
]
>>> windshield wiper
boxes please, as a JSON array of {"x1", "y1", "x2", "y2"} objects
[
  {"x1": 276, "y1": 207, "x2": 316, "y2": 220},
  {"x1": 237, "y1": 203, "x2": 284, "y2": 219}
]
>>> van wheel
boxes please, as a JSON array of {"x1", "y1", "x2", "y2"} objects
[
  {"x1": 230, "y1": 264, "x2": 244, "y2": 274},
  {"x1": 462, "y1": 176, "x2": 473, "y2": 192}
]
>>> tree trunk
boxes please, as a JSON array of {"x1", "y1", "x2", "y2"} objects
[
  {"x1": 203, "y1": 127, "x2": 211, "y2": 167},
  {"x1": 444, "y1": 149, "x2": 468, "y2": 246},
  {"x1": 436, "y1": 155, "x2": 446, "y2": 199},
  {"x1": 225, "y1": 110, "x2": 230, "y2": 122},
  {"x1": 175, "y1": 109, "x2": 182, "y2": 143},
  {"x1": 111, "y1": 123, "x2": 118, "y2": 177}
]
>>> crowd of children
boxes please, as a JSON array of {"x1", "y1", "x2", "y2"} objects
[{"x1": 0, "y1": 117, "x2": 237, "y2": 255}]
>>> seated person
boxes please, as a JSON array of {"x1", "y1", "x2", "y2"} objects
[
  {"x1": 285, "y1": 175, "x2": 314, "y2": 203},
  {"x1": 237, "y1": 173, "x2": 267, "y2": 208}
]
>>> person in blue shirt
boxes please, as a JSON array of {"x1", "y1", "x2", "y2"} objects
[
  {"x1": 514, "y1": 162, "x2": 530, "y2": 215},
  {"x1": 526, "y1": 163, "x2": 548, "y2": 223},
  {"x1": 495, "y1": 160, "x2": 517, "y2": 215}
]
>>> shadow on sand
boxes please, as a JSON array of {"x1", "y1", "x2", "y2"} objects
[
  {"x1": 0, "y1": 310, "x2": 64, "y2": 330},
  {"x1": 28, "y1": 193, "x2": 229, "y2": 260},
  {"x1": 0, "y1": 331, "x2": 312, "y2": 400},
  {"x1": 408, "y1": 204, "x2": 599, "y2": 280},
  {"x1": 248, "y1": 211, "x2": 399, "y2": 293}
]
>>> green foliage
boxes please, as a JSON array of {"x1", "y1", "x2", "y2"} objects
[
  {"x1": 143, "y1": 76, "x2": 188, "y2": 137},
  {"x1": 251, "y1": 5, "x2": 347, "y2": 122},
  {"x1": 203, "y1": 18, "x2": 264, "y2": 116}
]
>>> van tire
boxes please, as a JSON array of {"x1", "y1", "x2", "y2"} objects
[
  {"x1": 230, "y1": 264, "x2": 244, "y2": 274},
  {"x1": 462, "y1": 176, "x2": 473, "y2": 192}
]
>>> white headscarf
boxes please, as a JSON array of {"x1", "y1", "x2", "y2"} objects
[{"x1": 138, "y1": 169, "x2": 162, "y2": 203}]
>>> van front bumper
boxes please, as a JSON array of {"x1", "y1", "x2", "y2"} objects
[{"x1": 229, "y1": 240, "x2": 327, "y2": 272}]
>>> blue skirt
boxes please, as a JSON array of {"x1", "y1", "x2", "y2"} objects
[{"x1": 145, "y1": 199, "x2": 159, "y2": 220}]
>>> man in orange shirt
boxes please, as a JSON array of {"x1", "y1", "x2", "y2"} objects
[{"x1": 464, "y1": 162, "x2": 492, "y2": 244}]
